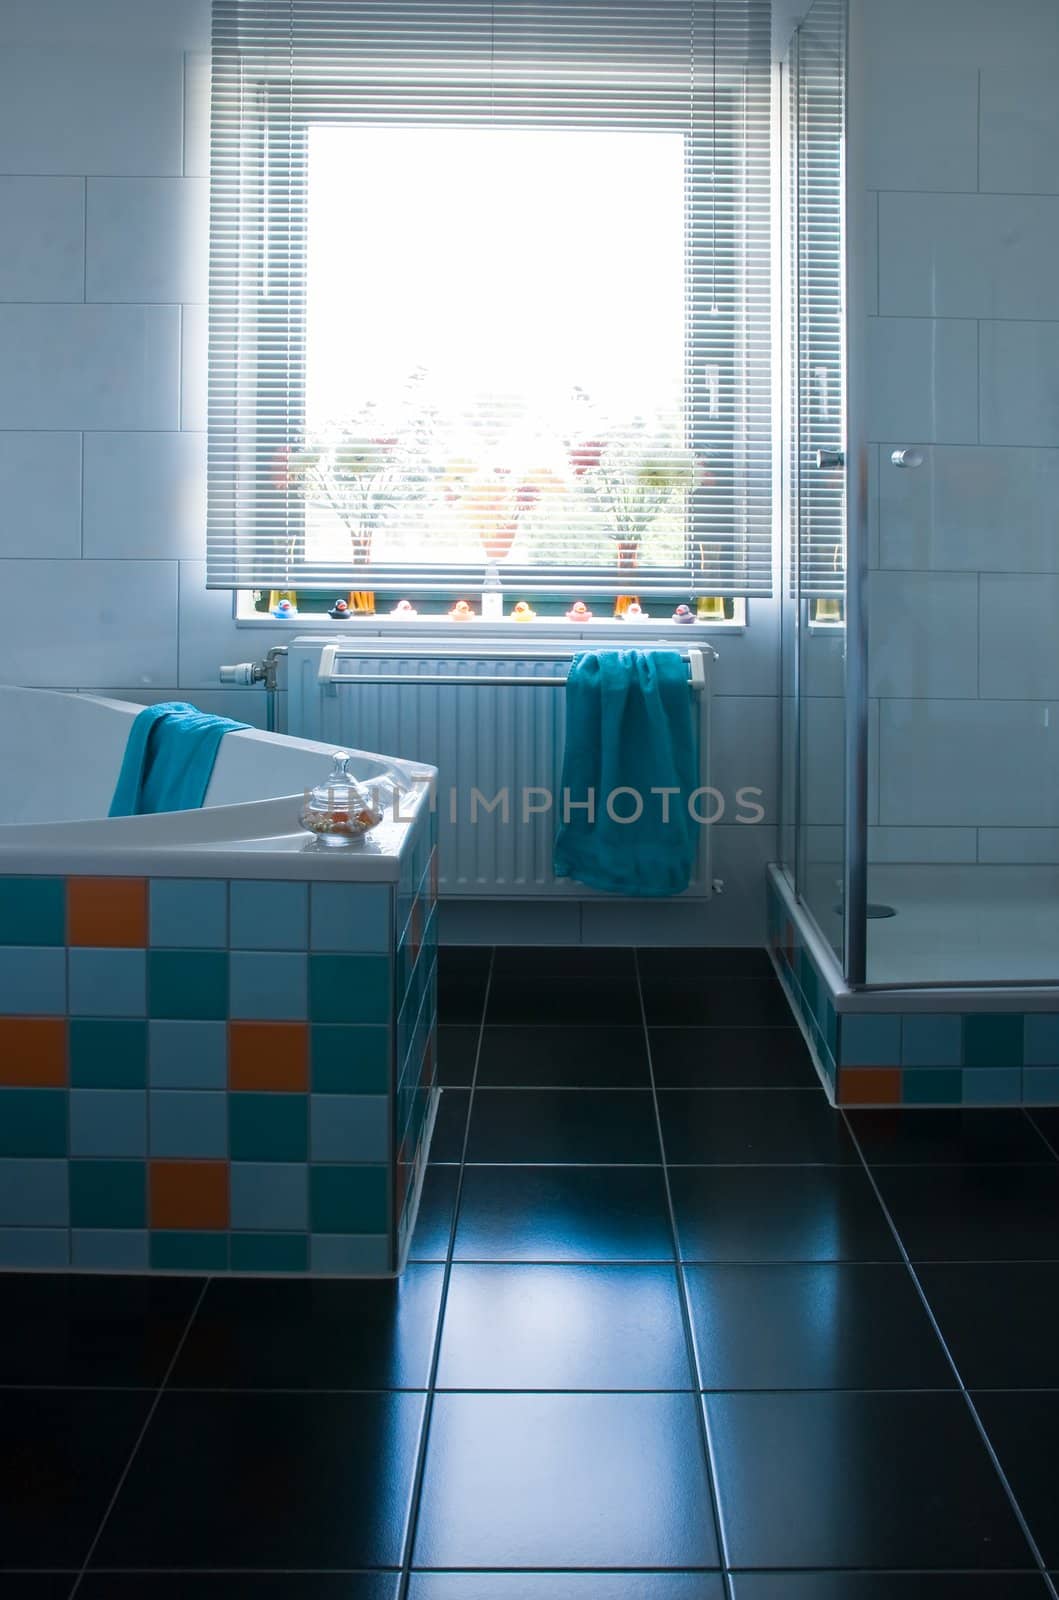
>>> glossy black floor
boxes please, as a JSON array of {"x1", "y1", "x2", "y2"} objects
[{"x1": 4, "y1": 946, "x2": 1059, "y2": 1598}]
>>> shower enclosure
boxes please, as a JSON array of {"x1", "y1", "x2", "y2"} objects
[{"x1": 775, "y1": 0, "x2": 1059, "y2": 1106}]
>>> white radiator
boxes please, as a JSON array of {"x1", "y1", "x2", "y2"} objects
[{"x1": 286, "y1": 637, "x2": 714, "y2": 899}]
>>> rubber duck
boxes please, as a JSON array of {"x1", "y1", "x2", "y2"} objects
[
  {"x1": 672, "y1": 603, "x2": 695, "y2": 624},
  {"x1": 390, "y1": 599, "x2": 419, "y2": 617},
  {"x1": 448, "y1": 599, "x2": 476, "y2": 621},
  {"x1": 623, "y1": 601, "x2": 650, "y2": 620},
  {"x1": 271, "y1": 598, "x2": 297, "y2": 619},
  {"x1": 511, "y1": 601, "x2": 536, "y2": 622},
  {"x1": 565, "y1": 600, "x2": 593, "y2": 621},
  {"x1": 328, "y1": 598, "x2": 352, "y2": 620}
]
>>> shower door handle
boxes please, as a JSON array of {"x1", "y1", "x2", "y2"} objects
[
  {"x1": 890, "y1": 447, "x2": 924, "y2": 468},
  {"x1": 815, "y1": 448, "x2": 845, "y2": 469}
]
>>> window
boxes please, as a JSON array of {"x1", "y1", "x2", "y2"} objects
[{"x1": 208, "y1": 0, "x2": 772, "y2": 601}]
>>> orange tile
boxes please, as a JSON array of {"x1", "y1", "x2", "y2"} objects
[
  {"x1": 838, "y1": 1067, "x2": 902, "y2": 1105},
  {"x1": 228, "y1": 1022, "x2": 308, "y2": 1091},
  {"x1": 68, "y1": 877, "x2": 147, "y2": 948},
  {"x1": 150, "y1": 1160, "x2": 229, "y2": 1230},
  {"x1": 0, "y1": 1018, "x2": 67, "y2": 1086}
]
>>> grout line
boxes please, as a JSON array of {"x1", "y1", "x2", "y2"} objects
[
  {"x1": 68, "y1": 1275, "x2": 211, "y2": 1596},
  {"x1": 841, "y1": 1111, "x2": 1059, "y2": 1600}
]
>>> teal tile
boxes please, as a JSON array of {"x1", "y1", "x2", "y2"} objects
[
  {"x1": 149, "y1": 1020, "x2": 228, "y2": 1088},
  {"x1": 962, "y1": 1068, "x2": 1021, "y2": 1105},
  {"x1": 68, "y1": 949, "x2": 145, "y2": 1017},
  {"x1": 229, "y1": 1092, "x2": 308, "y2": 1161},
  {"x1": 309, "y1": 954, "x2": 390, "y2": 1024},
  {"x1": 149, "y1": 879, "x2": 227, "y2": 948},
  {"x1": 150, "y1": 1231, "x2": 228, "y2": 1271},
  {"x1": 69, "y1": 1160, "x2": 146, "y2": 1228},
  {"x1": 1024, "y1": 1014, "x2": 1059, "y2": 1067},
  {"x1": 0, "y1": 878, "x2": 65, "y2": 945},
  {"x1": 230, "y1": 951, "x2": 307, "y2": 1021},
  {"x1": 310, "y1": 1025, "x2": 390, "y2": 1093},
  {"x1": 230, "y1": 1162, "x2": 308, "y2": 1230},
  {"x1": 71, "y1": 1228, "x2": 149, "y2": 1270},
  {"x1": 0, "y1": 1088, "x2": 66, "y2": 1156},
  {"x1": 230, "y1": 881, "x2": 308, "y2": 950},
  {"x1": 231, "y1": 1232, "x2": 308, "y2": 1273},
  {"x1": 311, "y1": 883, "x2": 391, "y2": 952},
  {"x1": 0, "y1": 1228, "x2": 68, "y2": 1268},
  {"x1": 0, "y1": 1158, "x2": 68, "y2": 1226},
  {"x1": 840, "y1": 1013, "x2": 901, "y2": 1067},
  {"x1": 310, "y1": 1233, "x2": 391, "y2": 1274},
  {"x1": 70, "y1": 1019, "x2": 147, "y2": 1088},
  {"x1": 310, "y1": 1094, "x2": 388, "y2": 1162},
  {"x1": 149, "y1": 950, "x2": 228, "y2": 1021},
  {"x1": 903, "y1": 1068, "x2": 962, "y2": 1105},
  {"x1": 963, "y1": 1012, "x2": 1024, "y2": 1070},
  {"x1": 0, "y1": 946, "x2": 66, "y2": 1015},
  {"x1": 310, "y1": 1164, "x2": 388, "y2": 1233},
  {"x1": 1024, "y1": 1066, "x2": 1059, "y2": 1104},
  {"x1": 901, "y1": 1014, "x2": 963, "y2": 1068},
  {"x1": 70, "y1": 1089, "x2": 146, "y2": 1158},
  {"x1": 150, "y1": 1090, "x2": 227, "y2": 1158}
]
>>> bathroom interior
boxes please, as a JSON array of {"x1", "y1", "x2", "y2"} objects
[{"x1": 3, "y1": 0, "x2": 1059, "y2": 1592}]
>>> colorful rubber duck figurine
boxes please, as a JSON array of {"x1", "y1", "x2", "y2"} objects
[
  {"x1": 672, "y1": 603, "x2": 695, "y2": 624},
  {"x1": 511, "y1": 601, "x2": 536, "y2": 622},
  {"x1": 565, "y1": 600, "x2": 593, "y2": 621},
  {"x1": 390, "y1": 599, "x2": 419, "y2": 617},
  {"x1": 328, "y1": 598, "x2": 352, "y2": 619},
  {"x1": 448, "y1": 599, "x2": 476, "y2": 621},
  {"x1": 271, "y1": 597, "x2": 297, "y2": 619},
  {"x1": 623, "y1": 601, "x2": 650, "y2": 620}
]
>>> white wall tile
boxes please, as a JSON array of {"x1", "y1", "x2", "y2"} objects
[
  {"x1": 708, "y1": 597, "x2": 780, "y2": 698},
  {"x1": 0, "y1": 1, "x2": 210, "y2": 51},
  {"x1": 868, "y1": 571, "x2": 979, "y2": 699},
  {"x1": 183, "y1": 53, "x2": 210, "y2": 179},
  {"x1": 710, "y1": 696, "x2": 778, "y2": 823},
  {"x1": 178, "y1": 560, "x2": 289, "y2": 689},
  {"x1": 0, "y1": 47, "x2": 183, "y2": 176},
  {"x1": 0, "y1": 305, "x2": 179, "y2": 430},
  {"x1": 879, "y1": 193, "x2": 1059, "y2": 320},
  {"x1": 86, "y1": 178, "x2": 208, "y2": 304},
  {"x1": 858, "y1": 0, "x2": 1059, "y2": 74},
  {"x1": 980, "y1": 67, "x2": 1059, "y2": 195},
  {"x1": 0, "y1": 178, "x2": 83, "y2": 301},
  {"x1": 868, "y1": 826, "x2": 978, "y2": 864},
  {"x1": 980, "y1": 320, "x2": 1059, "y2": 447},
  {"x1": 85, "y1": 686, "x2": 270, "y2": 729},
  {"x1": 0, "y1": 559, "x2": 177, "y2": 687},
  {"x1": 979, "y1": 828, "x2": 1059, "y2": 864},
  {"x1": 863, "y1": 61, "x2": 978, "y2": 192},
  {"x1": 979, "y1": 574, "x2": 1059, "y2": 699},
  {"x1": 866, "y1": 318, "x2": 978, "y2": 444},
  {"x1": 0, "y1": 432, "x2": 81, "y2": 558},
  {"x1": 879, "y1": 699, "x2": 1059, "y2": 827},
  {"x1": 878, "y1": 445, "x2": 1059, "y2": 573},
  {"x1": 82, "y1": 432, "x2": 205, "y2": 560},
  {"x1": 180, "y1": 304, "x2": 207, "y2": 432}
]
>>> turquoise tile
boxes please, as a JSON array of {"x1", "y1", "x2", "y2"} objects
[
  {"x1": 310, "y1": 1233, "x2": 390, "y2": 1274},
  {"x1": 1024, "y1": 1014, "x2": 1059, "y2": 1067},
  {"x1": 229, "y1": 1092, "x2": 308, "y2": 1161},
  {"x1": 69, "y1": 949, "x2": 145, "y2": 1017},
  {"x1": 310, "y1": 1164, "x2": 388, "y2": 1233},
  {"x1": 0, "y1": 878, "x2": 65, "y2": 946},
  {"x1": 903, "y1": 1068, "x2": 962, "y2": 1104},
  {"x1": 231, "y1": 1232, "x2": 308, "y2": 1273},
  {"x1": 310, "y1": 1094, "x2": 388, "y2": 1162},
  {"x1": 0, "y1": 1228, "x2": 68, "y2": 1268},
  {"x1": 0, "y1": 947, "x2": 66, "y2": 1015},
  {"x1": 0, "y1": 1158, "x2": 68, "y2": 1226},
  {"x1": 309, "y1": 954, "x2": 390, "y2": 1024},
  {"x1": 963, "y1": 1012, "x2": 1024, "y2": 1070},
  {"x1": 71, "y1": 1228, "x2": 149, "y2": 1270},
  {"x1": 1024, "y1": 1066, "x2": 1059, "y2": 1104},
  {"x1": 230, "y1": 951, "x2": 307, "y2": 1021},
  {"x1": 150, "y1": 1231, "x2": 228, "y2": 1271},
  {"x1": 901, "y1": 1014, "x2": 963, "y2": 1068},
  {"x1": 149, "y1": 1020, "x2": 227, "y2": 1088},
  {"x1": 310, "y1": 1025, "x2": 390, "y2": 1093},
  {"x1": 70, "y1": 1019, "x2": 147, "y2": 1088},
  {"x1": 230, "y1": 1162, "x2": 308, "y2": 1230},
  {"x1": 69, "y1": 1160, "x2": 146, "y2": 1228},
  {"x1": 149, "y1": 950, "x2": 228, "y2": 1021},
  {"x1": 229, "y1": 881, "x2": 308, "y2": 950},
  {"x1": 149, "y1": 879, "x2": 227, "y2": 949},
  {"x1": 840, "y1": 1013, "x2": 902, "y2": 1067},
  {"x1": 823, "y1": 997, "x2": 838, "y2": 1058},
  {"x1": 962, "y1": 1067, "x2": 1021, "y2": 1105},
  {"x1": 70, "y1": 1090, "x2": 146, "y2": 1158},
  {"x1": 0, "y1": 1088, "x2": 67, "y2": 1156},
  {"x1": 150, "y1": 1090, "x2": 227, "y2": 1158},
  {"x1": 311, "y1": 883, "x2": 390, "y2": 952}
]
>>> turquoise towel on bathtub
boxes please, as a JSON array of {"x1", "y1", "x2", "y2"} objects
[
  {"x1": 553, "y1": 649, "x2": 697, "y2": 897},
  {"x1": 109, "y1": 702, "x2": 252, "y2": 817}
]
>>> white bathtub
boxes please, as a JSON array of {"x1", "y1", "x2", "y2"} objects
[{"x1": 0, "y1": 687, "x2": 432, "y2": 880}]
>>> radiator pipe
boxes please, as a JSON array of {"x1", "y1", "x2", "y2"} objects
[{"x1": 218, "y1": 645, "x2": 288, "y2": 733}]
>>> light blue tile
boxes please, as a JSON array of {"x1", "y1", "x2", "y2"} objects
[
  {"x1": 150, "y1": 1090, "x2": 227, "y2": 1159},
  {"x1": 865, "y1": 60, "x2": 978, "y2": 192},
  {"x1": 0, "y1": 559, "x2": 178, "y2": 689},
  {"x1": 310, "y1": 884, "x2": 391, "y2": 952},
  {"x1": 840, "y1": 1013, "x2": 901, "y2": 1068},
  {"x1": 980, "y1": 829, "x2": 1059, "y2": 865},
  {"x1": 310, "y1": 1094, "x2": 389, "y2": 1163},
  {"x1": 902, "y1": 1014, "x2": 963, "y2": 1068},
  {"x1": 0, "y1": 947, "x2": 65, "y2": 1015},
  {"x1": 981, "y1": 320, "x2": 1059, "y2": 448},
  {"x1": 149, "y1": 1020, "x2": 228, "y2": 1087},
  {"x1": 880, "y1": 193, "x2": 1059, "y2": 321},
  {"x1": 879, "y1": 445, "x2": 1059, "y2": 576},
  {"x1": 71, "y1": 1229, "x2": 149, "y2": 1270},
  {"x1": 962, "y1": 1068, "x2": 1022, "y2": 1106},
  {"x1": 85, "y1": 431, "x2": 204, "y2": 560},
  {"x1": 0, "y1": 433, "x2": 82, "y2": 560},
  {"x1": 86, "y1": 177, "x2": 208, "y2": 303},
  {"x1": 879, "y1": 700, "x2": 1059, "y2": 829},
  {"x1": 867, "y1": 318, "x2": 979, "y2": 445},
  {"x1": 148, "y1": 878, "x2": 227, "y2": 948},
  {"x1": 0, "y1": 1159, "x2": 68, "y2": 1226},
  {"x1": 230, "y1": 881, "x2": 308, "y2": 951},
  {"x1": 70, "y1": 1090, "x2": 146, "y2": 1158},
  {"x1": 1024, "y1": 1067, "x2": 1059, "y2": 1105},
  {"x1": 0, "y1": 177, "x2": 84, "y2": 302},
  {"x1": 230, "y1": 951, "x2": 307, "y2": 1021},
  {"x1": 0, "y1": 1228, "x2": 68, "y2": 1268},
  {"x1": 230, "y1": 1162, "x2": 309, "y2": 1231},
  {"x1": 309, "y1": 1233, "x2": 391, "y2": 1275},
  {"x1": 980, "y1": 576, "x2": 1059, "y2": 700},
  {"x1": 68, "y1": 948, "x2": 146, "y2": 1017},
  {"x1": 0, "y1": 305, "x2": 180, "y2": 432},
  {"x1": 868, "y1": 572, "x2": 979, "y2": 699},
  {"x1": 980, "y1": 66, "x2": 1059, "y2": 195},
  {"x1": 1025, "y1": 1015, "x2": 1059, "y2": 1068}
]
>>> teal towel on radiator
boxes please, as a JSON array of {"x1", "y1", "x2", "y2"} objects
[
  {"x1": 553, "y1": 649, "x2": 697, "y2": 897},
  {"x1": 109, "y1": 702, "x2": 252, "y2": 817}
]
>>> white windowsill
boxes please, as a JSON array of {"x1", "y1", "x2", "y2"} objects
[{"x1": 233, "y1": 598, "x2": 748, "y2": 640}]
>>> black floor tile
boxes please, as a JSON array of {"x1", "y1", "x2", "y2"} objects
[
  {"x1": 407, "y1": 1166, "x2": 459, "y2": 1261},
  {"x1": 79, "y1": 1580, "x2": 399, "y2": 1599},
  {"x1": 437, "y1": 1025, "x2": 480, "y2": 1086},
  {"x1": 650, "y1": 1026, "x2": 816, "y2": 1089},
  {"x1": 669, "y1": 1165, "x2": 899, "y2": 1263},
  {"x1": 492, "y1": 946, "x2": 637, "y2": 977},
  {"x1": 91, "y1": 1391, "x2": 424, "y2": 1570},
  {"x1": 414, "y1": 1391, "x2": 718, "y2": 1569},
  {"x1": 0, "y1": 1389, "x2": 151, "y2": 1569},
  {"x1": 438, "y1": 947, "x2": 492, "y2": 979},
  {"x1": 465, "y1": 1089, "x2": 661, "y2": 1163},
  {"x1": 0, "y1": 1584, "x2": 76, "y2": 1599},
  {"x1": 437, "y1": 951, "x2": 490, "y2": 1024},
  {"x1": 454, "y1": 1165, "x2": 675, "y2": 1261},
  {"x1": 169, "y1": 1267, "x2": 444, "y2": 1391},
  {"x1": 729, "y1": 1577, "x2": 1049, "y2": 1597},
  {"x1": 974, "y1": 1391, "x2": 1059, "y2": 1567},
  {"x1": 872, "y1": 1164, "x2": 1059, "y2": 1261},
  {"x1": 1028, "y1": 1107, "x2": 1059, "y2": 1154},
  {"x1": 641, "y1": 975, "x2": 792, "y2": 1027},
  {"x1": 918, "y1": 1263, "x2": 1059, "y2": 1388},
  {"x1": 686, "y1": 1263, "x2": 953, "y2": 1390},
  {"x1": 638, "y1": 946, "x2": 775, "y2": 979},
  {"x1": 0, "y1": 1273, "x2": 198, "y2": 1387},
  {"x1": 659, "y1": 1089, "x2": 857, "y2": 1165},
  {"x1": 847, "y1": 1109, "x2": 1055, "y2": 1166},
  {"x1": 706, "y1": 1390, "x2": 1030, "y2": 1570},
  {"x1": 409, "y1": 1577, "x2": 725, "y2": 1598},
  {"x1": 429, "y1": 1089, "x2": 471, "y2": 1161},
  {"x1": 437, "y1": 1264, "x2": 692, "y2": 1390},
  {"x1": 476, "y1": 1025, "x2": 651, "y2": 1087},
  {"x1": 486, "y1": 975, "x2": 643, "y2": 1025}
]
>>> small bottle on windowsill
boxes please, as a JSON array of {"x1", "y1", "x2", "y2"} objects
[{"x1": 481, "y1": 565, "x2": 503, "y2": 622}]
